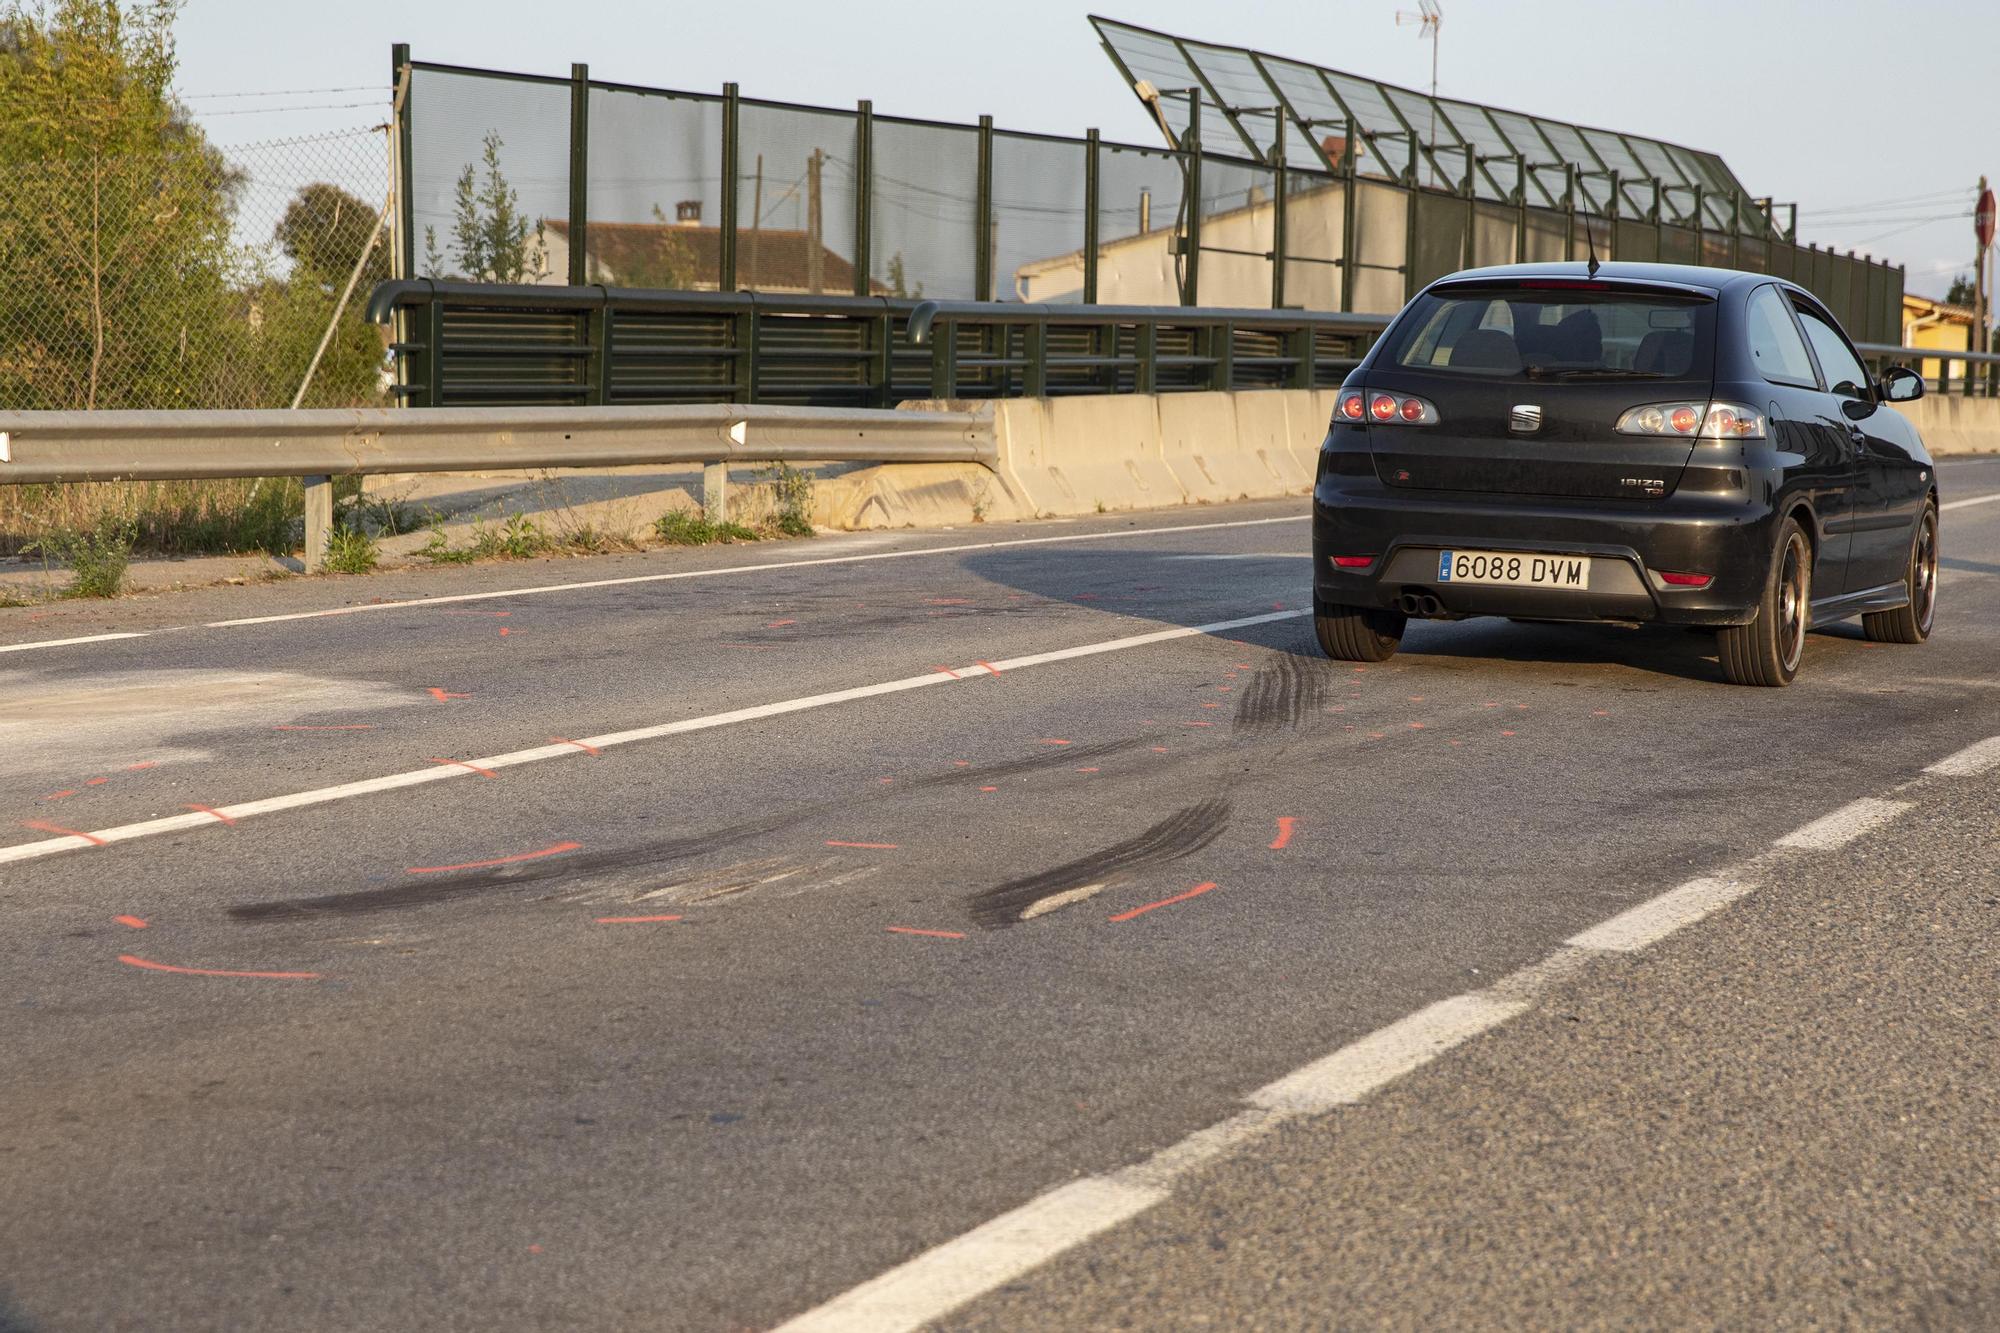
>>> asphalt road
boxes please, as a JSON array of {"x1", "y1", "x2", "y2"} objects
[{"x1": 2, "y1": 457, "x2": 1998, "y2": 1331}]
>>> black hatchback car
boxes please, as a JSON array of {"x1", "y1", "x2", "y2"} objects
[{"x1": 1312, "y1": 262, "x2": 1938, "y2": 685}]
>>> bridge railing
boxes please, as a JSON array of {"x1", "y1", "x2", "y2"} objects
[
  {"x1": 1857, "y1": 342, "x2": 2000, "y2": 398},
  {"x1": 367, "y1": 280, "x2": 1390, "y2": 408}
]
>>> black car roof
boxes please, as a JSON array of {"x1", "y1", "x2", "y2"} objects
[{"x1": 1427, "y1": 261, "x2": 1784, "y2": 299}]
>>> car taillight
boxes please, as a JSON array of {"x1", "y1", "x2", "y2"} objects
[
  {"x1": 1617, "y1": 400, "x2": 1766, "y2": 440},
  {"x1": 1331, "y1": 555, "x2": 1375, "y2": 569},
  {"x1": 1657, "y1": 570, "x2": 1714, "y2": 588},
  {"x1": 1343, "y1": 391, "x2": 1439, "y2": 426}
]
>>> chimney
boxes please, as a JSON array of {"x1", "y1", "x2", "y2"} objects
[{"x1": 675, "y1": 199, "x2": 702, "y2": 227}]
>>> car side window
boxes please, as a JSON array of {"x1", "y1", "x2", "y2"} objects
[
  {"x1": 1792, "y1": 301, "x2": 1871, "y2": 399},
  {"x1": 1744, "y1": 286, "x2": 1818, "y2": 387}
]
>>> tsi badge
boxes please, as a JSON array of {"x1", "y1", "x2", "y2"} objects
[{"x1": 1509, "y1": 404, "x2": 1542, "y2": 434}]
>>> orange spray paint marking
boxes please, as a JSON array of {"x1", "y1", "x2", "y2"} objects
[
  {"x1": 441, "y1": 610, "x2": 510, "y2": 616},
  {"x1": 116, "y1": 915, "x2": 148, "y2": 929},
  {"x1": 1408, "y1": 696, "x2": 1426, "y2": 702},
  {"x1": 44, "y1": 790, "x2": 77, "y2": 801},
  {"x1": 878, "y1": 777, "x2": 894, "y2": 784},
  {"x1": 125, "y1": 762, "x2": 159, "y2": 771},
  {"x1": 886, "y1": 926, "x2": 965, "y2": 939},
  {"x1": 979, "y1": 786, "x2": 998, "y2": 792},
  {"x1": 427, "y1": 688, "x2": 470, "y2": 702},
  {"x1": 975, "y1": 661, "x2": 1003, "y2": 677},
  {"x1": 85, "y1": 777, "x2": 109, "y2": 787},
  {"x1": 933, "y1": 666, "x2": 963, "y2": 680},
  {"x1": 1409, "y1": 722, "x2": 1426, "y2": 730},
  {"x1": 952, "y1": 760, "x2": 971, "y2": 767},
  {"x1": 1592, "y1": 709, "x2": 1609, "y2": 717},
  {"x1": 1269, "y1": 818, "x2": 1296, "y2": 851},
  {"x1": 1076, "y1": 767, "x2": 1100, "y2": 773},
  {"x1": 498, "y1": 627, "x2": 511, "y2": 637},
  {"x1": 407, "y1": 841, "x2": 581, "y2": 875},
  {"x1": 1216, "y1": 686, "x2": 1232, "y2": 692},
  {"x1": 595, "y1": 914, "x2": 682, "y2": 924},
  {"x1": 119, "y1": 954, "x2": 320, "y2": 981},
  {"x1": 1183, "y1": 721, "x2": 1214, "y2": 728},
  {"x1": 273, "y1": 724, "x2": 376, "y2": 731},
  {"x1": 22, "y1": 820, "x2": 104, "y2": 845},
  {"x1": 550, "y1": 737, "x2": 602, "y2": 755},
  {"x1": 428, "y1": 758, "x2": 499, "y2": 779},
  {"x1": 1151, "y1": 746, "x2": 1169, "y2": 753},
  {"x1": 528, "y1": 1244, "x2": 543, "y2": 1254},
  {"x1": 926, "y1": 598, "x2": 973, "y2": 606},
  {"x1": 184, "y1": 804, "x2": 237, "y2": 826},
  {"x1": 1039, "y1": 738, "x2": 1072, "y2": 746},
  {"x1": 826, "y1": 840, "x2": 899, "y2": 850},
  {"x1": 1501, "y1": 730, "x2": 1517, "y2": 737},
  {"x1": 766, "y1": 619, "x2": 797, "y2": 628},
  {"x1": 1200, "y1": 702, "x2": 1220, "y2": 709},
  {"x1": 1109, "y1": 881, "x2": 1217, "y2": 923}
]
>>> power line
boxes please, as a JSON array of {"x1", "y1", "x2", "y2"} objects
[
  {"x1": 176, "y1": 85, "x2": 379, "y2": 100},
  {"x1": 199, "y1": 101, "x2": 382, "y2": 118}
]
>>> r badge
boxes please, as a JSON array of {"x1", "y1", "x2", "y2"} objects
[{"x1": 1509, "y1": 404, "x2": 1543, "y2": 434}]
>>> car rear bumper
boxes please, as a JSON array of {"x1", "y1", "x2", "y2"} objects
[{"x1": 1311, "y1": 476, "x2": 1776, "y2": 625}]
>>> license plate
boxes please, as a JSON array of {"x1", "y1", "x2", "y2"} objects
[{"x1": 1436, "y1": 549, "x2": 1590, "y2": 589}]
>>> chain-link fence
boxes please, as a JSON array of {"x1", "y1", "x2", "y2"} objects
[
  {"x1": 0, "y1": 125, "x2": 391, "y2": 412},
  {"x1": 394, "y1": 55, "x2": 1903, "y2": 345}
]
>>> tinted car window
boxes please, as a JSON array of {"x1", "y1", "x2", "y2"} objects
[
  {"x1": 1388, "y1": 286, "x2": 1713, "y2": 381},
  {"x1": 1744, "y1": 286, "x2": 1818, "y2": 386},
  {"x1": 1793, "y1": 303, "x2": 1870, "y2": 398}
]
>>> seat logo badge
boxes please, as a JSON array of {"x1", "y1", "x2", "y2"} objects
[{"x1": 1509, "y1": 404, "x2": 1543, "y2": 434}]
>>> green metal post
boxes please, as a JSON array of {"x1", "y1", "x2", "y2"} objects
[
  {"x1": 975, "y1": 114, "x2": 994, "y2": 301},
  {"x1": 1403, "y1": 167, "x2": 1419, "y2": 300},
  {"x1": 1083, "y1": 129, "x2": 1101, "y2": 305},
  {"x1": 1213, "y1": 320, "x2": 1234, "y2": 391},
  {"x1": 1652, "y1": 178, "x2": 1664, "y2": 261},
  {"x1": 853, "y1": 100, "x2": 873, "y2": 297},
  {"x1": 1339, "y1": 123, "x2": 1358, "y2": 313},
  {"x1": 1023, "y1": 320, "x2": 1048, "y2": 397},
  {"x1": 1515, "y1": 156, "x2": 1528, "y2": 263},
  {"x1": 424, "y1": 299, "x2": 445, "y2": 407},
  {"x1": 1182, "y1": 90, "x2": 1202, "y2": 307},
  {"x1": 1270, "y1": 113, "x2": 1287, "y2": 309},
  {"x1": 719, "y1": 83, "x2": 740, "y2": 292},
  {"x1": 1692, "y1": 185, "x2": 1705, "y2": 260},
  {"x1": 1563, "y1": 162, "x2": 1576, "y2": 261},
  {"x1": 1607, "y1": 169, "x2": 1620, "y2": 259},
  {"x1": 568, "y1": 64, "x2": 589, "y2": 287},
  {"x1": 1135, "y1": 322, "x2": 1158, "y2": 393}
]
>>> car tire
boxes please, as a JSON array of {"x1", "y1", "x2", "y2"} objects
[
  {"x1": 1718, "y1": 516, "x2": 1812, "y2": 687},
  {"x1": 1862, "y1": 501, "x2": 1937, "y2": 645},
  {"x1": 1315, "y1": 596, "x2": 1405, "y2": 663}
]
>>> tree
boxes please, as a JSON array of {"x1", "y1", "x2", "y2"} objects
[
  {"x1": 885, "y1": 251, "x2": 922, "y2": 299},
  {"x1": 276, "y1": 182, "x2": 388, "y2": 292},
  {"x1": 1945, "y1": 274, "x2": 1976, "y2": 308},
  {"x1": 0, "y1": 0, "x2": 246, "y2": 408},
  {"x1": 257, "y1": 182, "x2": 388, "y2": 407},
  {"x1": 447, "y1": 131, "x2": 546, "y2": 283}
]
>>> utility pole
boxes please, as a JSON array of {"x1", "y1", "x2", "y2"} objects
[
  {"x1": 807, "y1": 148, "x2": 824, "y2": 295},
  {"x1": 1976, "y1": 176, "x2": 1995, "y2": 390}
]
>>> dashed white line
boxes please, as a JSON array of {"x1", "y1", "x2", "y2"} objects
[
  {"x1": 1566, "y1": 876, "x2": 1756, "y2": 953},
  {"x1": 1774, "y1": 797, "x2": 1911, "y2": 850},
  {"x1": 1248, "y1": 991, "x2": 1532, "y2": 1114},
  {"x1": 1926, "y1": 734, "x2": 2000, "y2": 777},
  {"x1": 0, "y1": 631, "x2": 149, "y2": 654},
  {"x1": 0, "y1": 608, "x2": 1307, "y2": 867},
  {"x1": 1939, "y1": 490, "x2": 2000, "y2": 512}
]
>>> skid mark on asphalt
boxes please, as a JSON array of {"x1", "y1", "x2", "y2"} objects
[
  {"x1": 967, "y1": 798, "x2": 1232, "y2": 930},
  {"x1": 1232, "y1": 656, "x2": 1332, "y2": 734}
]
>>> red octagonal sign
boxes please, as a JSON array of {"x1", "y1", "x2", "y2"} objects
[{"x1": 1979, "y1": 186, "x2": 1997, "y2": 249}]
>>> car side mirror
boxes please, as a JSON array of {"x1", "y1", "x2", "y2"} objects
[{"x1": 1879, "y1": 365, "x2": 1924, "y2": 403}]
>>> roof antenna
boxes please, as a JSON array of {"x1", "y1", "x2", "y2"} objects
[{"x1": 1585, "y1": 217, "x2": 1602, "y2": 279}]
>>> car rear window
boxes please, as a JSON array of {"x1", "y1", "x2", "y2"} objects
[{"x1": 1385, "y1": 285, "x2": 1714, "y2": 381}]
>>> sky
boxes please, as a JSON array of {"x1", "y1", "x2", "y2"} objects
[{"x1": 170, "y1": 0, "x2": 1997, "y2": 299}]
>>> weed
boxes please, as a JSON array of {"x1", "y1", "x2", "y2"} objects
[
  {"x1": 758, "y1": 462, "x2": 816, "y2": 538},
  {"x1": 417, "y1": 519, "x2": 475, "y2": 564},
  {"x1": 1096, "y1": 500, "x2": 1108, "y2": 514},
  {"x1": 0, "y1": 478, "x2": 298, "y2": 558},
  {"x1": 655, "y1": 509, "x2": 759, "y2": 546},
  {"x1": 322, "y1": 525, "x2": 379, "y2": 575},
  {"x1": 482, "y1": 513, "x2": 549, "y2": 559},
  {"x1": 29, "y1": 519, "x2": 135, "y2": 598},
  {"x1": 970, "y1": 485, "x2": 990, "y2": 523}
]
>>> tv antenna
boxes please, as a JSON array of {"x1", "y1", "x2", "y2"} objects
[{"x1": 1395, "y1": 0, "x2": 1442, "y2": 183}]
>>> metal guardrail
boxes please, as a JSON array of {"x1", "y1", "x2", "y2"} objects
[
  {"x1": 0, "y1": 403, "x2": 994, "y2": 570},
  {"x1": 1857, "y1": 342, "x2": 2000, "y2": 398},
  {"x1": 366, "y1": 281, "x2": 1390, "y2": 408}
]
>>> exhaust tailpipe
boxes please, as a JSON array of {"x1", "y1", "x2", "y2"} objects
[
  {"x1": 1418, "y1": 593, "x2": 1444, "y2": 617},
  {"x1": 1396, "y1": 592, "x2": 1423, "y2": 616}
]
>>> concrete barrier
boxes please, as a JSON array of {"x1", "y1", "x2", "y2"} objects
[{"x1": 1901, "y1": 395, "x2": 2000, "y2": 457}]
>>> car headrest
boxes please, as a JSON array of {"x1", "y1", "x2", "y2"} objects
[
  {"x1": 1551, "y1": 309, "x2": 1602, "y2": 364},
  {"x1": 1635, "y1": 329, "x2": 1694, "y2": 376},
  {"x1": 1448, "y1": 328, "x2": 1522, "y2": 373}
]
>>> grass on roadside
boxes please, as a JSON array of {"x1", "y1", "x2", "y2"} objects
[{"x1": 654, "y1": 510, "x2": 760, "y2": 546}]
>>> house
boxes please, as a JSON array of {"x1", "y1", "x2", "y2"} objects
[
  {"x1": 1901, "y1": 292, "x2": 1983, "y2": 383},
  {"x1": 536, "y1": 216, "x2": 886, "y2": 295}
]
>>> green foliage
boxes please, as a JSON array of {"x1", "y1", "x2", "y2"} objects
[
  {"x1": 885, "y1": 252, "x2": 922, "y2": 299},
  {"x1": 321, "y1": 524, "x2": 378, "y2": 574},
  {"x1": 417, "y1": 519, "x2": 475, "y2": 564},
  {"x1": 444, "y1": 131, "x2": 546, "y2": 283},
  {"x1": 655, "y1": 509, "x2": 758, "y2": 545},
  {"x1": 758, "y1": 462, "x2": 816, "y2": 537},
  {"x1": 30, "y1": 516, "x2": 134, "y2": 597},
  {"x1": 417, "y1": 512, "x2": 563, "y2": 563}
]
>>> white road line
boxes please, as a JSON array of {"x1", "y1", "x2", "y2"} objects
[
  {"x1": 0, "y1": 631, "x2": 149, "y2": 655},
  {"x1": 1774, "y1": 797, "x2": 1911, "y2": 850},
  {"x1": 1566, "y1": 876, "x2": 1756, "y2": 953},
  {"x1": 772, "y1": 1177, "x2": 1168, "y2": 1333},
  {"x1": 1940, "y1": 490, "x2": 2000, "y2": 512},
  {"x1": 1248, "y1": 991, "x2": 1531, "y2": 1114},
  {"x1": 201, "y1": 516, "x2": 1310, "y2": 629},
  {"x1": 0, "y1": 608, "x2": 1307, "y2": 867},
  {"x1": 773, "y1": 747, "x2": 1960, "y2": 1330},
  {"x1": 1926, "y1": 734, "x2": 2000, "y2": 777}
]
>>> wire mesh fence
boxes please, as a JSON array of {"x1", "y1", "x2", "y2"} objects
[
  {"x1": 396, "y1": 55, "x2": 1904, "y2": 346},
  {"x1": 0, "y1": 125, "x2": 392, "y2": 413}
]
